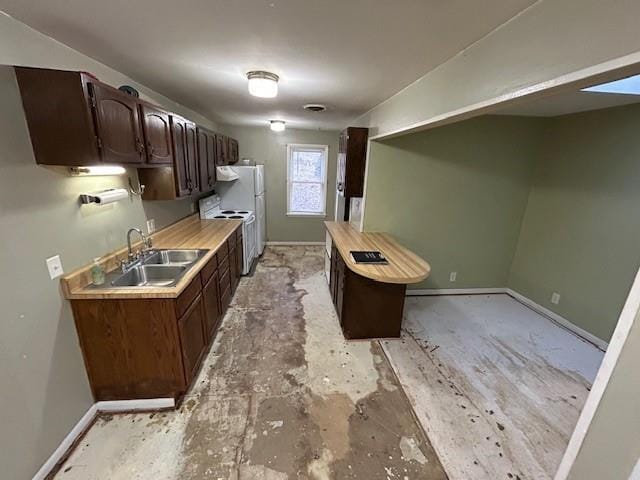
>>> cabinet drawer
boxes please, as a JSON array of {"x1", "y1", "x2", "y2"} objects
[
  {"x1": 200, "y1": 254, "x2": 218, "y2": 283},
  {"x1": 220, "y1": 283, "x2": 232, "y2": 312},
  {"x1": 176, "y1": 275, "x2": 202, "y2": 318},
  {"x1": 219, "y1": 266, "x2": 230, "y2": 291},
  {"x1": 217, "y1": 241, "x2": 229, "y2": 261},
  {"x1": 218, "y1": 254, "x2": 229, "y2": 276}
]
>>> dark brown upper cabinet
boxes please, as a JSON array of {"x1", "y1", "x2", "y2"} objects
[
  {"x1": 215, "y1": 134, "x2": 228, "y2": 166},
  {"x1": 16, "y1": 67, "x2": 101, "y2": 166},
  {"x1": 140, "y1": 104, "x2": 173, "y2": 165},
  {"x1": 228, "y1": 137, "x2": 239, "y2": 164},
  {"x1": 185, "y1": 121, "x2": 199, "y2": 194},
  {"x1": 139, "y1": 116, "x2": 201, "y2": 200},
  {"x1": 171, "y1": 115, "x2": 191, "y2": 197},
  {"x1": 337, "y1": 127, "x2": 369, "y2": 221},
  {"x1": 90, "y1": 82, "x2": 146, "y2": 165},
  {"x1": 197, "y1": 127, "x2": 216, "y2": 193}
]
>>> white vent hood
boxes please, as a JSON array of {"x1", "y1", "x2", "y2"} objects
[{"x1": 216, "y1": 166, "x2": 239, "y2": 181}]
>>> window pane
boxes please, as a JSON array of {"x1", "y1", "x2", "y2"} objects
[
  {"x1": 291, "y1": 149, "x2": 324, "y2": 182},
  {"x1": 290, "y1": 182, "x2": 323, "y2": 213}
]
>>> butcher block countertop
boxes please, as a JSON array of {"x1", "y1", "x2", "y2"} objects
[
  {"x1": 62, "y1": 215, "x2": 242, "y2": 300},
  {"x1": 324, "y1": 222, "x2": 431, "y2": 284}
]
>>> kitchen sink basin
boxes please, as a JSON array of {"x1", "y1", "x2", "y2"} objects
[
  {"x1": 111, "y1": 265, "x2": 187, "y2": 287},
  {"x1": 91, "y1": 249, "x2": 209, "y2": 289},
  {"x1": 143, "y1": 249, "x2": 206, "y2": 266}
]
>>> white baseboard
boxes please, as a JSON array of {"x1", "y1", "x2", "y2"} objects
[
  {"x1": 406, "y1": 287, "x2": 608, "y2": 351},
  {"x1": 95, "y1": 397, "x2": 175, "y2": 412},
  {"x1": 407, "y1": 287, "x2": 507, "y2": 296},
  {"x1": 32, "y1": 398, "x2": 175, "y2": 479},
  {"x1": 266, "y1": 241, "x2": 324, "y2": 246},
  {"x1": 32, "y1": 404, "x2": 98, "y2": 480},
  {"x1": 506, "y1": 289, "x2": 608, "y2": 351}
]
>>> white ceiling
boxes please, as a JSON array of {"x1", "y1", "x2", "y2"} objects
[
  {"x1": 495, "y1": 90, "x2": 640, "y2": 117},
  {"x1": 0, "y1": 0, "x2": 536, "y2": 130}
]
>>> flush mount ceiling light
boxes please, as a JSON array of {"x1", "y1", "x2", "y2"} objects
[
  {"x1": 270, "y1": 120, "x2": 286, "y2": 132},
  {"x1": 247, "y1": 71, "x2": 279, "y2": 98},
  {"x1": 69, "y1": 165, "x2": 126, "y2": 176}
]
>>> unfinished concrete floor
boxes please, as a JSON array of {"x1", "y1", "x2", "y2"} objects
[
  {"x1": 382, "y1": 294, "x2": 605, "y2": 480},
  {"x1": 53, "y1": 246, "x2": 447, "y2": 480}
]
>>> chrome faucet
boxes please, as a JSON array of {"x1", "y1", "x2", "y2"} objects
[{"x1": 127, "y1": 228, "x2": 147, "y2": 262}]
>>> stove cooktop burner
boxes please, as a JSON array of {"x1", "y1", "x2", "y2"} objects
[
  {"x1": 238, "y1": 211, "x2": 249, "y2": 214},
  {"x1": 229, "y1": 215, "x2": 244, "y2": 219},
  {"x1": 222, "y1": 210, "x2": 236, "y2": 214},
  {"x1": 214, "y1": 215, "x2": 227, "y2": 219}
]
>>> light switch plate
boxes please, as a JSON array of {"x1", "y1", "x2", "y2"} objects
[
  {"x1": 146, "y1": 218, "x2": 155, "y2": 234},
  {"x1": 551, "y1": 292, "x2": 561, "y2": 305},
  {"x1": 46, "y1": 255, "x2": 64, "y2": 279},
  {"x1": 449, "y1": 271, "x2": 457, "y2": 282}
]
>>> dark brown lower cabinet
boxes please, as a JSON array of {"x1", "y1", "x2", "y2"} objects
[
  {"x1": 328, "y1": 241, "x2": 406, "y2": 340},
  {"x1": 178, "y1": 294, "x2": 207, "y2": 383},
  {"x1": 202, "y1": 269, "x2": 221, "y2": 340},
  {"x1": 71, "y1": 227, "x2": 241, "y2": 401}
]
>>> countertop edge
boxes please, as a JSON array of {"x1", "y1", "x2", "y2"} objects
[{"x1": 325, "y1": 221, "x2": 431, "y2": 284}]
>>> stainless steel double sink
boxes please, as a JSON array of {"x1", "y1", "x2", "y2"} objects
[{"x1": 97, "y1": 249, "x2": 209, "y2": 288}]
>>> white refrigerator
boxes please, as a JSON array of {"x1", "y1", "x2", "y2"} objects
[{"x1": 217, "y1": 165, "x2": 266, "y2": 255}]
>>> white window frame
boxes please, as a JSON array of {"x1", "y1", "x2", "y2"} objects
[{"x1": 286, "y1": 143, "x2": 329, "y2": 217}]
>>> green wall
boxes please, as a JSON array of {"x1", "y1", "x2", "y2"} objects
[
  {"x1": 363, "y1": 116, "x2": 545, "y2": 289},
  {"x1": 222, "y1": 125, "x2": 340, "y2": 242},
  {"x1": 509, "y1": 104, "x2": 640, "y2": 342},
  {"x1": 363, "y1": 105, "x2": 640, "y2": 343}
]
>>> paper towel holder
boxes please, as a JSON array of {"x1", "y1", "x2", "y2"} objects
[
  {"x1": 79, "y1": 188, "x2": 129, "y2": 206},
  {"x1": 128, "y1": 176, "x2": 145, "y2": 196}
]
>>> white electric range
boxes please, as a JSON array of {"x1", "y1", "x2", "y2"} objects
[{"x1": 199, "y1": 194, "x2": 256, "y2": 275}]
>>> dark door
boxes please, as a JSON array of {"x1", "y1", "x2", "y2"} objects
[
  {"x1": 177, "y1": 295, "x2": 207, "y2": 383},
  {"x1": 185, "y1": 121, "x2": 199, "y2": 193},
  {"x1": 197, "y1": 128, "x2": 210, "y2": 192},
  {"x1": 90, "y1": 82, "x2": 144, "y2": 164},
  {"x1": 202, "y1": 271, "x2": 221, "y2": 340},
  {"x1": 207, "y1": 133, "x2": 217, "y2": 184},
  {"x1": 215, "y1": 134, "x2": 228, "y2": 165},
  {"x1": 236, "y1": 233, "x2": 243, "y2": 281},
  {"x1": 228, "y1": 138, "x2": 239, "y2": 164},
  {"x1": 140, "y1": 104, "x2": 172, "y2": 164},
  {"x1": 170, "y1": 116, "x2": 190, "y2": 197}
]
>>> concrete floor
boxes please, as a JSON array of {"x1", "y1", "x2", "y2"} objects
[
  {"x1": 382, "y1": 294, "x2": 605, "y2": 480},
  {"x1": 53, "y1": 246, "x2": 447, "y2": 480}
]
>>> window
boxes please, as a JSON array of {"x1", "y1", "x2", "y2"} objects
[{"x1": 287, "y1": 144, "x2": 329, "y2": 216}]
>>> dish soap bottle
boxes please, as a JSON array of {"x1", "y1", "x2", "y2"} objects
[{"x1": 90, "y1": 258, "x2": 106, "y2": 286}]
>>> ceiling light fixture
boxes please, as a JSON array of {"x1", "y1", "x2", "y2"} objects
[
  {"x1": 270, "y1": 120, "x2": 286, "y2": 132},
  {"x1": 303, "y1": 104, "x2": 327, "y2": 112},
  {"x1": 69, "y1": 165, "x2": 126, "y2": 176},
  {"x1": 247, "y1": 71, "x2": 279, "y2": 98}
]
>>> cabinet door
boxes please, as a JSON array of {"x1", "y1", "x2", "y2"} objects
[
  {"x1": 335, "y1": 253, "x2": 345, "y2": 320},
  {"x1": 228, "y1": 138, "x2": 239, "y2": 164},
  {"x1": 236, "y1": 233, "x2": 243, "y2": 280},
  {"x1": 229, "y1": 243, "x2": 238, "y2": 294},
  {"x1": 141, "y1": 104, "x2": 172, "y2": 164},
  {"x1": 185, "y1": 122, "x2": 199, "y2": 194},
  {"x1": 170, "y1": 116, "x2": 190, "y2": 197},
  {"x1": 197, "y1": 128, "x2": 210, "y2": 192},
  {"x1": 202, "y1": 271, "x2": 221, "y2": 340},
  {"x1": 215, "y1": 134, "x2": 228, "y2": 165},
  {"x1": 177, "y1": 295, "x2": 207, "y2": 383},
  {"x1": 90, "y1": 82, "x2": 144, "y2": 164},
  {"x1": 207, "y1": 133, "x2": 217, "y2": 184}
]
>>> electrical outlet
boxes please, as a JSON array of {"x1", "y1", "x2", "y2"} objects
[
  {"x1": 146, "y1": 218, "x2": 155, "y2": 234},
  {"x1": 551, "y1": 292, "x2": 561, "y2": 305},
  {"x1": 449, "y1": 271, "x2": 457, "y2": 282},
  {"x1": 46, "y1": 255, "x2": 64, "y2": 279}
]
